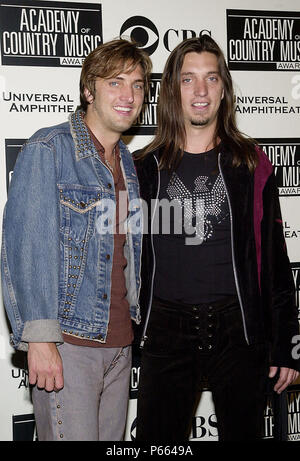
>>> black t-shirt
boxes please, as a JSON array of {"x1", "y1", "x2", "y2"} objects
[{"x1": 153, "y1": 146, "x2": 237, "y2": 304}]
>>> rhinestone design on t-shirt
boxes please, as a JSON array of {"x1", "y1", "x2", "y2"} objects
[{"x1": 166, "y1": 172, "x2": 228, "y2": 244}]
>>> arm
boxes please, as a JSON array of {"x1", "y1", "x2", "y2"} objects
[
  {"x1": 261, "y1": 171, "x2": 300, "y2": 391},
  {"x1": 1, "y1": 138, "x2": 63, "y2": 351}
]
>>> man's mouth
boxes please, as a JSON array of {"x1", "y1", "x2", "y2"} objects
[
  {"x1": 192, "y1": 102, "x2": 209, "y2": 108},
  {"x1": 114, "y1": 106, "x2": 133, "y2": 113}
]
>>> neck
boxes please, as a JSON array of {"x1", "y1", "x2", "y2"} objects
[
  {"x1": 184, "y1": 125, "x2": 219, "y2": 153},
  {"x1": 84, "y1": 111, "x2": 120, "y2": 158}
]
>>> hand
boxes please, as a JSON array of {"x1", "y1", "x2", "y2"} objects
[
  {"x1": 28, "y1": 342, "x2": 64, "y2": 392},
  {"x1": 269, "y1": 366, "x2": 299, "y2": 394}
]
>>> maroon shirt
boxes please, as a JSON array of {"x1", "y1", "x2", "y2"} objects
[{"x1": 63, "y1": 126, "x2": 133, "y2": 347}]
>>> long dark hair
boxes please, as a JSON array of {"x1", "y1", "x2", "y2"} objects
[{"x1": 139, "y1": 35, "x2": 258, "y2": 172}]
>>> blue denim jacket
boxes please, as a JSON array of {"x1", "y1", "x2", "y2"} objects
[{"x1": 1, "y1": 110, "x2": 142, "y2": 351}]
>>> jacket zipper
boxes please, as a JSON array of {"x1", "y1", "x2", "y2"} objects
[
  {"x1": 140, "y1": 154, "x2": 160, "y2": 348},
  {"x1": 218, "y1": 153, "x2": 249, "y2": 345},
  {"x1": 140, "y1": 153, "x2": 250, "y2": 347}
]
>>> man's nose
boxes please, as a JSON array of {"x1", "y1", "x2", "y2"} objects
[
  {"x1": 120, "y1": 85, "x2": 134, "y2": 103},
  {"x1": 194, "y1": 79, "x2": 208, "y2": 96}
]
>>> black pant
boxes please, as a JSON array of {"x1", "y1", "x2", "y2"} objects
[{"x1": 136, "y1": 296, "x2": 269, "y2": 442}]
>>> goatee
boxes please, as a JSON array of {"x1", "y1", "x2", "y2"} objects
[{"x1": 190, "y1": 118, "x2": 209, "y2": 126}]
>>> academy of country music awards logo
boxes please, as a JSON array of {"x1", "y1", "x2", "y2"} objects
[
  {"x1": 0, "y1": 0, "x2": 102, "y2": 67},
  {"x1": 227, "y1": 9, "x2": 300, "y2": 71},
  {"x1": 258, "y1": 139, "x2": 300, "y2": 197}
]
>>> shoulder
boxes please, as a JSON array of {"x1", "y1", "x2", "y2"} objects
[
  {"x1": 133, "y1": 148, "x2": 159, "y2": 167},
  {"x1": 134, "y1": 149, "x2": 159, "y2": 172},
  {"x1": 25, "y1": 121, "x2": 70, "y2": 147},
  {"x1": 254, "y1": 146, "x2": 274, "y2": 184}
]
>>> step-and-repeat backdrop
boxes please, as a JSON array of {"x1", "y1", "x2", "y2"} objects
[{"x1": 0, "y1": 0, "x2": 299, "y2": 442}]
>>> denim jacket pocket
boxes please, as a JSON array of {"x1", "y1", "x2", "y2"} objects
[{"x1": 58, "y1": 184, "x2": 103, "y2": 243}]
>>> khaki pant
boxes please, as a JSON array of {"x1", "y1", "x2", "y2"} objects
[{"x1": 32, "y1": 342, "x2": 132, "y2": 441}]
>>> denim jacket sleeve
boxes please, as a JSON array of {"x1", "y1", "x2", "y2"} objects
[{"x1": 1, "y1": 138, "x2": 63, "y2": 351}]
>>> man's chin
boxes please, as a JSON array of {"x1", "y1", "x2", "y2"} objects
[
  {"x1": 114, "y1": 119, "x2": 135, "y2": 134},
  {"x1": 190, "y1": 118, "x2": 209, "y2": 127}
]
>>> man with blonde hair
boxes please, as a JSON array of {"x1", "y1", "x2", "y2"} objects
[{"x1": 1, "y1": 38, "x2": 151, "y2": 441}]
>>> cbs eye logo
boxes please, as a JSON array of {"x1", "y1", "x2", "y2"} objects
[{"x1": 120, "y1": 16, "x2": 159, "y2": 55}]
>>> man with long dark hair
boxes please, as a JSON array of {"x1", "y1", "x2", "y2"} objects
[{"x1": 134, "y1": 35, "x2": 300, "y2": 441}]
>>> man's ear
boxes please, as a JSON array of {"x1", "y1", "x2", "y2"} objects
[{"x1": 84, "y1": 88, "x2": 94, "y2": 104}]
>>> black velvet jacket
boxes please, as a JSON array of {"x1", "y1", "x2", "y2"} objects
[{"x1": 134, "y1": 146, "x2": 300, "y2": 371}]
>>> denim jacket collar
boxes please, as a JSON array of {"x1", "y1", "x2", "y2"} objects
[
  {"x1": 69, "y1": 109, "x2": 128, "y2": 163},
  {"x1": 69, "y1": 110, "x2": 99, "y2": 161}
]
